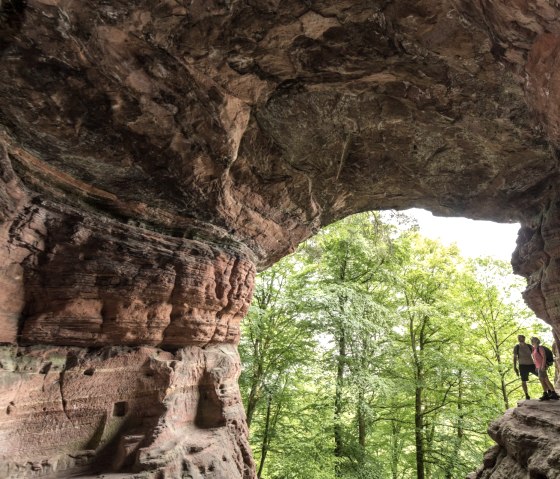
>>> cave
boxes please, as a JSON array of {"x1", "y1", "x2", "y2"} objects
[{"x1": 1, "y1": 1, "x2": 560, "y2": 478}]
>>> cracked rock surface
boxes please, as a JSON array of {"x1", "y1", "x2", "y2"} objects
[
  {"x1": 0, "y1": 344, "x2": 253, "y2": 478},
  {"x1": 468, "y1": 400, "x2": 560, "y2": 479},
  {"x1": 2, "y1": 0, "x2": 560, "y2": 477}
]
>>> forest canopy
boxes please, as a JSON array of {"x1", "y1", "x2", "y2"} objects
[{"x1": 239, "y1": 212, "x2": 550, "y2": 479}]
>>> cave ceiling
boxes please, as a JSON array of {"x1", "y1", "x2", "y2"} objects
[
  {"x1": 1, "y1": 0, "x2": 558, "y2": 266},
  {"x1": 4, "y1": 1, "x2": 560, "y2": 478}
]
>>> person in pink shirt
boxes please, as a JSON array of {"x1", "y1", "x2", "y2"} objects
[{"x1": 530, "y1": 337, "x2": 559, "y2": 401}]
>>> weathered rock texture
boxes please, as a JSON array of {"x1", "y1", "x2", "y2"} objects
[
  {"x1": 0, "y1": 344, "x2": 253, "y2": 478},
  {"x1": 2, "y1": 0, "x2": 560, "y2": 477},
  {"x1": 468, "y1": 400, "x2": 560, "y2": 479}
]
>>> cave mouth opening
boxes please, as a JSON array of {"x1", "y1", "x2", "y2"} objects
[{"x1": 240, "y1": 208, "x2": 554, "y2": 478}]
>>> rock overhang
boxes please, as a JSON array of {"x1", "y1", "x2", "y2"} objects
[
  {"x1": 1, "y1": 0, "x2": 557, "y2": 265},
  {"x1": 2, "y1": 0, "x2": 560, "y2": 477}
]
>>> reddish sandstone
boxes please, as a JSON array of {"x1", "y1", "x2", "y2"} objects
[{"x1": 2, "y1": 0, "x2": 560, "y2": 477}]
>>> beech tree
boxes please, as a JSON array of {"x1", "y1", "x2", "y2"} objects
[
  {"x1": 389, "y1": 234, "x2": 466, "y2": 479},
  {"x1": 239, "y1": 212, "x2": 546, "y2": 479},
  {"x1": 239, "y1": 254, "x2": 316, "y2": 476},
  {"x1": 297, "y1": 212, "x2": 400, "y2": 477},
  {"x1": 461, "y1": 258, "x2": 538, "y2": 408}
]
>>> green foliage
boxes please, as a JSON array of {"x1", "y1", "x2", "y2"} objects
[{"x1": 239, "y1": 212, "x2": 548, "y2": 479}]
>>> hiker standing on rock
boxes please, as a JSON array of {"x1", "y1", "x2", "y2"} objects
[
  {"x1": 530, "y1": 336, "x2": 559, "y2": 401},
  {"x1": 513, "y1": 334, "x2": 537, "y2": 400}
]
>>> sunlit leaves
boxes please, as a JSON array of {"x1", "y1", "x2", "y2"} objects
[{"x1": 239, "y1": 212, "x2": 548, "y2": 479}]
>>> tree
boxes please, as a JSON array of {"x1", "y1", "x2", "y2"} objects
[
  {"x1": 461, "y1": 258, "x2": 538, "y2": 408},
  {"x1": 298, "y1": 212, "x2": 401, "y2": 476},
  {"x1": 388, "y1": 234, "x2": 466, "y2": 479},
  {"x1": 239, "y1": 212, "x2": 553, "y2": 479},
  {"x1": 239, "y1": 254, "x2": 316, "y2": 476}
]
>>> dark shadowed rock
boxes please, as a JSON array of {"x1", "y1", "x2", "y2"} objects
[{"x1": 2, "y1": 0, "x2": 560, "y2": 477}]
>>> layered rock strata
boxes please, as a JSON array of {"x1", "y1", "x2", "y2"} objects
[
  {"x1": 0, "y1": 147, "x2": 256, "y2": 477},
  {"x1": 2, "y1": 0, "x2": 560, "y2": 478},
  {"x1": 0, "y1": 344, "x2": 253, "y2": 478}
]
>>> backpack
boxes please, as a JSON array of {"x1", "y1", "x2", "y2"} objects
[
  {"x1": 517, "y1": 343, "x2": 555, "y2": 367},
  {"x1": 542, "y1": 345, "x2": 555, "y2": 367},
  {"x1": 533, "y1": 345, "x2": 555, "y2": 367}
]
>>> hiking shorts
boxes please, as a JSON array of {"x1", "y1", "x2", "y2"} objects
[{"x1": 519, "y1": 364, "x2": 537, "y2": 381}]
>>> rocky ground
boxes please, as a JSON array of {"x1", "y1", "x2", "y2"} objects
[{"x1": 470, "y1": 399, "x2": 560, "y2": 479}]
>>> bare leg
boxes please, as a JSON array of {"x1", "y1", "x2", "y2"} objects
[
  {"x1": 539, "y1": 371, "x2": 556, "y2": 392},
  {"x1": 539, "y1": 374, "x2": 548, "y2": 392}
]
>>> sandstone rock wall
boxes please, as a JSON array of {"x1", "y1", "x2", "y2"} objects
[
  {"x1": 2, "y1": 0, "x2": 560, "y2": 478},
  {"x1": 1, "y1": 0, "x2": 556, "y2": 265},
  {"x1": 0, "y1": 344, "x2": 253, "y2": 478},
  {"x1": 0, "y1": 144, "x2": 256, "y2": 477},
  {"x1": 468, "y1": 400, "x2": 560, "y2": 479}
]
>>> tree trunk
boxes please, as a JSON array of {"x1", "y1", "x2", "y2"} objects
[
  {"x1": 257, "y1": 394, "x2": 273, "y2": 478},
  {"x1": 445, "y1": 370, "x2": 464, "y2": 479},
  {"x1": 492, "y1": 328, "x2": 510, "y2": 410},
  {"x1": 334, "y1": 252, "x2": 348, "y2": 470},
  {"x1": 390, "y1": 419, "x2": 400, "y2": 479},
  {"x1": 357, "y1": 389, "x2": 366, "y2": 464},
  {"x1": 357, "y1": 397, "x2": 366, "y2": 450},
  {"x1": 415, "y1": 384, "x2": 425, "y2": 479},
  {"x1": 357, "y1": 336, "x2": 369, "y2": 460},
  {"x1": 245, "y1": 359, "x2": 263, "y2": 428},
  {"x1": 334, "y1": 328, "x2": 346, "y2": 459},
  {"x1": 457, "y1": 370, "x2": 464, "y2": 439},
  {"x1": 410, "y1": 312, "x2": 425, "y2": 479}
]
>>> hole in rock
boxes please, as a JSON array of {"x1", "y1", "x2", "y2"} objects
[
  {"x1": 113, "y1": 401, "x2": 128, "y2": 417},
  {"x1": 195, "y1": 372, "x2": 226, "y2": 429},
  {"x1": 39, "y1": 362, "x2": 52, "y2": 374},
  {"x1": 65, "y1": 352, "x2": 79, "y2": 368},
  {"x1": 83, "y1": 368, "x2": 95, "y2": 376},
  {"x1": 0, "y1": 0, "x2": 27, "y2": 29}
]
